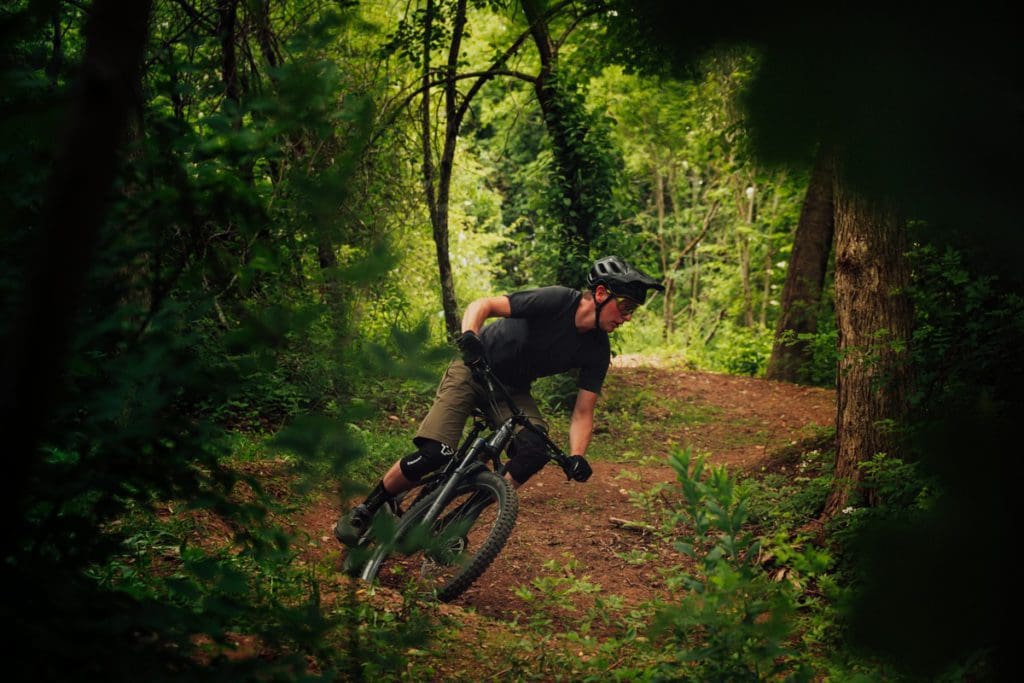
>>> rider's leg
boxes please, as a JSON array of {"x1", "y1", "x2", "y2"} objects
[
  {"x1": 335, "y1": 361, "x2": 474, "y2": 546},
  {"x1": 486, "y1": 387, "x2": 549, "y2": 487},
  {"x1": 334, "y1": 439, "x2": 452, "y2": 545},
  {"x1": 382, "y1": 460, "x2": 414, "y2": 493},
  {"x1": 505, "y1": 425, "x2": 550, "y2": 487}
]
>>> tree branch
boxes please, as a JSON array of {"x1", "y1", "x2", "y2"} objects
[
  {"x1": 671, "y1": 200, "x2": 719, "y2": 275},
  {"x1": 170, "y1": 0, "x2": 217, "y2": 33},
  {"x1": 554, "y1": 3, "x2": 607, "y2": 50},
  {"x1": 370, "y1": 0, "x2": 577, "y2": 149}
]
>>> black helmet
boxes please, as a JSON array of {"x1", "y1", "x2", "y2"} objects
[{"x1": 586, "y1": 255, "x2": 664, "y2": 302}]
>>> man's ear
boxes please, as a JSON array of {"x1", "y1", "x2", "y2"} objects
[{"x1": 594, "y1": 285, "x2": 609, "y2": 303}]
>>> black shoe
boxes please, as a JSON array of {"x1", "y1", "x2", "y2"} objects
[{"x1": 334, "y1": 503, "x2": 373, "y2": 546}]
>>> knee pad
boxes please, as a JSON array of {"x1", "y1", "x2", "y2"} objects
[
  {"x1": 505, "y1": 428, "x2": 549, "y2": 484},
  {"x1": 399, "y1": 439, "x2": 454, "y2": 482}
]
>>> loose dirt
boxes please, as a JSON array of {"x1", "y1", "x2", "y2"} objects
[{"x1": 297, "y1": 358, "x2": 836, "y2": 626}]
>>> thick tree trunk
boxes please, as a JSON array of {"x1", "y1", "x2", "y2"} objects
[
  {"x1": 766, "y1": 148, "x2": 835, "y2": 381},
  {"x1": 822, "y1": 169, "x2": 912, "y2": 518}
]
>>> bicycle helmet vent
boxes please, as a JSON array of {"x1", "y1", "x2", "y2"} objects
[{"x1": 586, "y1": 255, "x2": 664, "y2": 303}]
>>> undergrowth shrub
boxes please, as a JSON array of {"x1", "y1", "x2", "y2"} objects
[
  {"x1": 653, "y1": 448, "x2": 829, "y2": 680},
  {"x1": 707, "y1": 322, "x2": 774, "y2": 376}
]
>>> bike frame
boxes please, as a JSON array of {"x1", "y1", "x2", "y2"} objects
[{"x1": 414, "y1": 360, "x2": 569, "y2": 528}]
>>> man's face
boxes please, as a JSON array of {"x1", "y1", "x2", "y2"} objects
[{"x1": 598, "y1": 288, "x2": 640, "y2": 332}]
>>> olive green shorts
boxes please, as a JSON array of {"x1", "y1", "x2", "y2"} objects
[{"x1": 415, "y1": 360, "x2": 548, "y2": 450}]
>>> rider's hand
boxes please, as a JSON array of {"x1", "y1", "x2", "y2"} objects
[
  {"x1": 564, "y1": 455, "x2": 592, "y2": 482},
  {"x1": 456, "y1": 330, "x2": 486, "y2": 366}
]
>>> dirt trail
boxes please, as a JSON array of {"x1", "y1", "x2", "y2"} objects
[{"x1": 300, "y1": 359, "x2": 835, "y2": 623}]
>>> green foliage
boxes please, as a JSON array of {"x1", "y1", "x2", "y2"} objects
[
  {"x1": 15, "y1": 0, "x2": 1015, "y2": 678},
  {"x1": 537, "y1": 69, "x2": 625, "y2": 285},
  {"x1": 531, "y1": 371, "x2": 579, "y2": 413},
  {"x1": 742, "y1": 441, "x2": 834, "y2": 531},
  {"x1": 798, "y1": 324, "x2": 839, "y2": 387},
  {"x1": 708, "y1": 321, "x2": 774, "y2": 376},
  {"x1": 907, "y1": 240, "x2": 1024, "y2": 411},
  {"x1": 653, "y1": 448, "x2": 825, "y2": 681},
  {"x1": 1, "y1": 2, "x2": 444, "y2": 678}
]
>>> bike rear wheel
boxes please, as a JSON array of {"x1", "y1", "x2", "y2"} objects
[{"x1": 360, "y1": 470, "x2": 518, "y2": 602}]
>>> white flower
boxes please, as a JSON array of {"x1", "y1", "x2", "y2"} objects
[{"x1": 842, "y1": 506, "x2": 855, "y2": 515}]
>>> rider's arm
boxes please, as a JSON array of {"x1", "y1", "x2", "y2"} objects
[
  {"x1": 569, "y1": 389, "x2": 598, "y2": 456},
  {"x1": 461, "y1": 295, "x2": 511, "y2": 333}
]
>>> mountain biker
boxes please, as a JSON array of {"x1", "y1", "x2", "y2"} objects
[{"x1": 334, "y1": 255, "x2": 664, "y2": 545}]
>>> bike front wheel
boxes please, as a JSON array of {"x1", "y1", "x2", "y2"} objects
[{"x1": 360, "y1": 470, "x2": 518, "y2": 602}]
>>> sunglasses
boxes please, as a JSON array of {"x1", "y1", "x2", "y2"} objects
[{"x1": 612, "y1": 294, "x2": 641, "y2": 315}]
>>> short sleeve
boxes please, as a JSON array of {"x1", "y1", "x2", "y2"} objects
[{"x1": 507, "y1": 286, "x2": 575, "y2": 318}]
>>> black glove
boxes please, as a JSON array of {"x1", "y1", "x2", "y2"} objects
[
  {"x1": 563, "y1": 455, "x2": 592, "y2": 482},
  {"x1": 456, "y1": 330, "x2": 486, "y2": 366}
]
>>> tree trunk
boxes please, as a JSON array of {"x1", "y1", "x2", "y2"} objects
[
  {"x1": 521, "y1": 0, "x2": 593, "y2": 285},
  {"x1": 822, "y1": 167, "x2": 912, "y2": 518},
  {"x1": 690, "y1": 248, "x2": 699, "y2": 323},
  {"x1": 654, "y1": 167, "x2": 673, "y2": 339},
  {"x1": 0, "y1": 0, "x2": 153, "y2": 559},
  {"x1": 413, "y1": 0, "x2": 463, "y2": 338},
  {"x1": 766, "y1": 148, "x2": 835, "y2": 381},
  {"x1": 416, "y1": 0, "x2": 463, "y2": 339},
  {"x1": 738, "y1": 184, "x2": 756, "y2": 326},
  {"x1": 431, "y1": 0, "x2": 468, "y2": 339},
  {"x1": 47, "y1": 6, "x2": 62, "y2": 86},
  {"x1": 253, "y1": 0, "x2": 281, "y2": 70},
  {"x1": 760, "y1": 246, "x2": 772, "y2": 327},
  {"x1": 739, "y1": 232, "x2": 752, "y2": 326},
  {"x1": 216, "y1": 0, "x2": 241, "y2": 106}
]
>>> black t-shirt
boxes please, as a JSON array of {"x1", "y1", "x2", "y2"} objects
[{"x1": 478, "y1": 286, "x2": 610, "y2": 393}]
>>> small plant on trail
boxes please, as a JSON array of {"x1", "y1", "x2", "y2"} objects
[
  {"x1": 514, "y1": 555, "x2": 605, "y2": 634},
  {"x1": 652, "y1": 448, "x2": 829, "y2": 680},
  {"x1": 507, "y1": 554, "x2": 662, "y2": 680}
]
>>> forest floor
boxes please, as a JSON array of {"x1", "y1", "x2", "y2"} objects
[{"x1": 278, "y1": 356, "x2": 837, "y2": 678}]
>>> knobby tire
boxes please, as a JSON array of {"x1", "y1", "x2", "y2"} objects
[{"x1": 360, "y1": 470, "x2": 518, "y2": 602}]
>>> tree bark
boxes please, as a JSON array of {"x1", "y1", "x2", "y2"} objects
[
  {"x1": 738, "y1": 184, "x2": 756, "y2": 326},
  {"x1": 521, "y1": 0, "x2": 593, "y2": 285},
  {"x1": 433, "y1": 0, "x2": 468, "y2": 338},
  {"x1": 419, "y1": 0, "x2": 463, "y2": 339},
  {"x1": 216, "y1": 0, "x2": 241, "y2": 106},
  {"x1": 766, "y1": 148, "x2": 835, "y2": 381},
  {"x1": 47, "y1": 6, "x2": 62, "y2": 86},
  {"x1": 739, "y1": 231, "x2": 753, "y2": 326},
  {"x1": 760, "y1": 246, "x2": 772, "y2": 327},
  {"x1": 654, "y1": 167, "x2": 673, "y2": 338},
  {"x1": 253, "y1": 0, "x2": 281, "y2": 70},
  {"x1": 822, "y1": 166, "x2": 912, "y2": 518}
]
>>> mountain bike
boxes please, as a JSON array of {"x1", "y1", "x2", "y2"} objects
[{"x1": 343, "y1": 360, "x2": 591, "y2": 603}]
